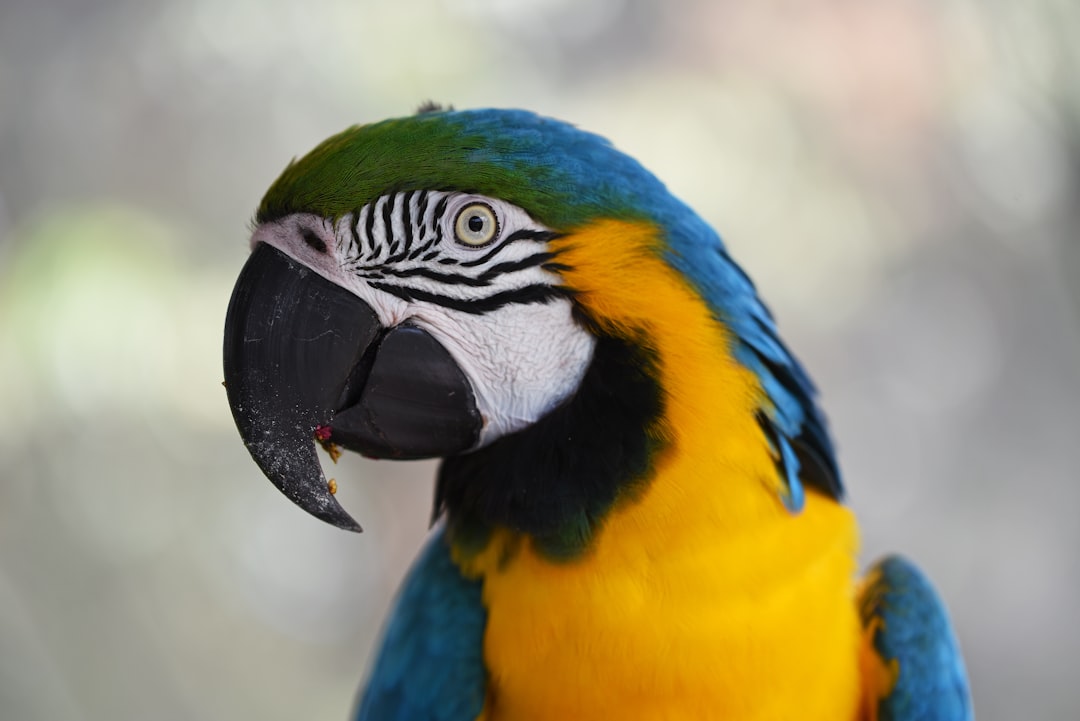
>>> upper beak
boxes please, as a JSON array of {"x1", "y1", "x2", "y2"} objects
[{"x1": 222, "y1": 244, "x2": 482, "y2": 531}]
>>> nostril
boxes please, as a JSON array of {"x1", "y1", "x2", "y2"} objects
[{"x1": 301, "y1": 227, "x2": 328, "y2": 254}]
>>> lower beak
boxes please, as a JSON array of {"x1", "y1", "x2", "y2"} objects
[{"x1": 222, "y1": 244, "x2": 481, "y2": 531}]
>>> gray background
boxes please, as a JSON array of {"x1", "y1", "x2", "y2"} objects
[{"x1": 1, "y1": 1, "x2": 1077, "y2": 719}]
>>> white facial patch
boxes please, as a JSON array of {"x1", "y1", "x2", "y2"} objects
[
  {"x1": 409, "y1": 297, "x2": 596, "y2": 446},
  {"x1": 250, "y1": 192, "x2": 597, "y2": 448}
]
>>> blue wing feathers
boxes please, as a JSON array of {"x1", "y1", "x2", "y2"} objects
[
  {"x1": 862, "y1": 556, "x2": 973, "y2": 721},
  {"x1": 354, "y1": 528, "x2": 487, "y2": 721}
]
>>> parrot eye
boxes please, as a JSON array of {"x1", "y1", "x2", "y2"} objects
[{"x1": 453, "y1": 203, "x2": 499, "y2": 247}]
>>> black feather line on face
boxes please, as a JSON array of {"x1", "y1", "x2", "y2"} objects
[
  {"x1": 368, "y1": 281, "x2": 568, "y2": 314},
  {"x1": 435, "y1": 329, "x2": 667, "y2": 561}
]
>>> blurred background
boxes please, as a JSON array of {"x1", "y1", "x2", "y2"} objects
[{"x1": 1, "y1": 0, "x2": 1077, "y2": 719}]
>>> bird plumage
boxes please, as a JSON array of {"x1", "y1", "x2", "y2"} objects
[
  {"x1": 223, "y1": 107, "x2": 972, "y2": 721},
  {"x1": 858, "y1": 557, "x2": 973, "y2": 721},
  {"x1": 356, "y1": 529, "x2": 486, "y2": 721}
]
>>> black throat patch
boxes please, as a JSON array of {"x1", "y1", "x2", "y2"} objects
[{"x1": 434, "y1": 330, "x2": 666, "y2": 561}]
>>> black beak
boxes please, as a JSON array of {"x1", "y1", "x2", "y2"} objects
[{"x1": 223, "y1": 244, "x2": 481, "y2": 531}]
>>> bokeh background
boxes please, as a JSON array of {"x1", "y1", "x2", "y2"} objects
[{"x1": 1, "y1": 1, "x2": 1077, "y2": 719}]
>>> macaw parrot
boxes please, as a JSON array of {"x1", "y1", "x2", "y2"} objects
[{"x1": 222, "y1": 106, "x2": 973, "y2": 721}]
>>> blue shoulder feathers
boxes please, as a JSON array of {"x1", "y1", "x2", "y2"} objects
[
  {"x1": 355, "y1": 529, "x2": 487, "y2": 721},
  {"x1": 861, "y1": 556, "x2": 973, "y2": 721}
]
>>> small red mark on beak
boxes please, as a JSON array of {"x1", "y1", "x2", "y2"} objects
[{"x1": 315, "y1": 425, "x2": 342, "y2": 464}]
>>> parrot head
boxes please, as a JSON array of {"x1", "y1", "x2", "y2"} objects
[{"x1": 223, "y1": 107, "x2": 840, "y2": 549}]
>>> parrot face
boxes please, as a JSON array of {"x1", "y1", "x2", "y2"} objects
[
  {"x1": 225, "y1": 188, "x2": 595, "y2": 530},
  {"x1": 224, "y1": 106, "x2": 840, "y2": 541}
]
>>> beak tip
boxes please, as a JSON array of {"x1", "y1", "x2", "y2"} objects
[
  {"x1": 272, "y1": 459, "x2": 365, "y2": 533},
  {"x1": 279, "y1": 480, "x2": 364, "y2": 532},
  {"x1": 322, "y1": 503, "x2": 364, "y2": 533}
]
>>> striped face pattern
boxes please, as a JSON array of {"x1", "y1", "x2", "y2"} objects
[{"x1": 250, "y1": 191, "x2": 597, "y2": 447}]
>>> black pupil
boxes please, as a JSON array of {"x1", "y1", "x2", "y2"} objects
[{"x1": 467, "y1": 214, "x2": 485, "y2": 233}]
